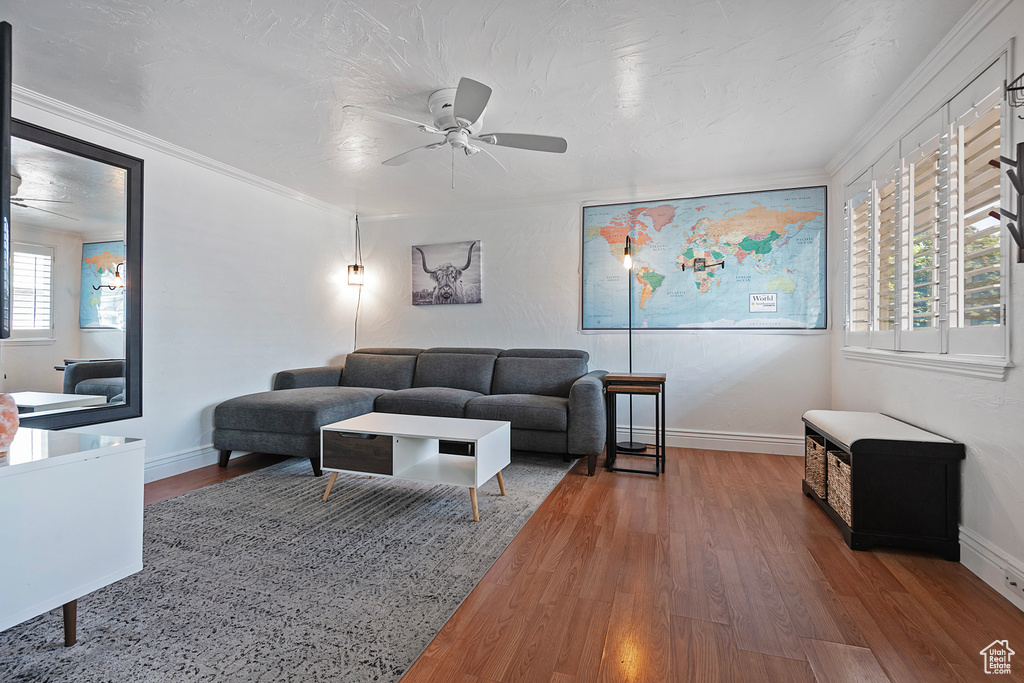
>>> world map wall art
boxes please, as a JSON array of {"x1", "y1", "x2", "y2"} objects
[
  {"x1": 581, "y1": 186, "x2": 827, "y2": 330},
  {"x1": 80, "y1": 240, "x2": 126, "y2": 329}
]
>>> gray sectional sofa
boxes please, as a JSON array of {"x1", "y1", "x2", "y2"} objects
[{"x1": 213, "y1": 347, "x2": 607, "y2": 476}]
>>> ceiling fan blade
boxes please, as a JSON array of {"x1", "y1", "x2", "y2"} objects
[
  {"x1": 477, "y1": 133, "x2": 567, "y2": 153},
  {"x1": 11, "y1": 197, "x2": 72, "y2": 203},
  {"x1": 466, "y1": 145, "x2": 508, "y2": 178},
  {"x1": 381, "y1": 142, "x2": 446, "y2": 166},
  {"x1": 343, "y1": 105, "x2": 442, "y2": 134},
  {"x1": 454, "y1": 78, "x2": 491, "y2": 126},
  {"x1": 12, "y1": 201, "x2": 79, "y2": 221}
]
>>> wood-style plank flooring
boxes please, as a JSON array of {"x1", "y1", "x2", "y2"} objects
[{"x1": 146, "y1": 448, "x2": 1024, "y2": 682}]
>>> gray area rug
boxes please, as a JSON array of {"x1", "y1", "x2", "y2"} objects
[{"x1": 0, "y1": 454, "x2": 573, "y2": 682}]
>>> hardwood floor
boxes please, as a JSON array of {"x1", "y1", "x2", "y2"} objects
[{"x1": 145, "y1": 448, "x2": 1024, "y2": 682}]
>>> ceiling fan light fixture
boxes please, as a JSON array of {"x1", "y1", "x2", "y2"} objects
[{"x1": 10, "y1": 168, "x2": 21, "y2": 196}]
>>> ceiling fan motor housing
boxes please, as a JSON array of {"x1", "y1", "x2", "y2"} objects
[{"x1": 428, "y1": 87, "x2": 483, "y2": 132}]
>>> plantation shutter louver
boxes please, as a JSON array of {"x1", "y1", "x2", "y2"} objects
[
  {"x1": 947, "y1": 59, "x2": 1005, "y2": 357},
  {"x1": 898, "y1": 111, "x2": 943, "y2": 353},
  {"x1": 11, "y1": 242, "x2": 54, "y2": 335},
  {"x1": 870, "y1": 146, "x2": 900, "y2": 350},
  {"x1": 845, "y1": 170, "x2": 871, "y2": 346}
]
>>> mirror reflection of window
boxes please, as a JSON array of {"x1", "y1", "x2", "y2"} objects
[{"x1": 11, "y1": 241, "x2": 53, "y2": 338}]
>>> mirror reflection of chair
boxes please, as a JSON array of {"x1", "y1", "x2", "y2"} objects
[{"x1": 61, "y1": 360, "x2": 126, "y2": 403}]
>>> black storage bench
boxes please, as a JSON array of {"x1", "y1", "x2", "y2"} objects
[{"x1": 801, "y1": 410, "x2": 965, "y2": 561}]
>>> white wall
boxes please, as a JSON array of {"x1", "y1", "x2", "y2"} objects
[
  {"x1": 828, "y1": 0, "x2": 1024, "y2": 610},
  {"x1": 1, "y1": 224, "x2": 82, "y2": 393},
  {"x1": 10, "y1": 91, "x2": 359, "y2": 480},
  {"x1": 359, "y1": 195, "x2": 832, "y2": 453}
]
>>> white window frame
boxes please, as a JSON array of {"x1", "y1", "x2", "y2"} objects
[
  {"x1": 843, "y1": 54, "x2": 1012, "y2": 380},
  {"x1": 9, "y1": 241, "x2": 56, "y2": 343}
]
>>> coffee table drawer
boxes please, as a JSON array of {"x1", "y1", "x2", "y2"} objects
[{"x1": 322, "y1": 431, "x2": 393, "y2": 475}]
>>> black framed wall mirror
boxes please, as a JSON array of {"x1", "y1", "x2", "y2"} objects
[{"x1": 2, "y1": 120, "x2": 142, "y2": 429}]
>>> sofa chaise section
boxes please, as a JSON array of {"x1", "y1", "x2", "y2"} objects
[{"x1": 213, "y1": 348, "x2": 422, "y2": 475}]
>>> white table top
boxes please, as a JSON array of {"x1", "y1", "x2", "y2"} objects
[
  {"x1": 12, "y1": 391, "x2": 108, "y2": 413},
  {"x1": 803, "y1": 410, "x2": 954, "y2": 448},
  {"x1": 0, "y1": 427, "x2": 144, "y2": 476},
  {"x1": 324, "y1": 412, "x2": 509, "y2": 441}
]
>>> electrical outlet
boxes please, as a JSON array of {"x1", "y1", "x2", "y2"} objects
[{"x1": 1006, "y1": 568, "x2": 1024, "y2": 599}]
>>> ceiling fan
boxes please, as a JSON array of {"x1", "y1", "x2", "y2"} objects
[
  {"x1": 344, "y1": 77, "x2": 567, "y2": 177},
  {"x1": 9, "y1": 168, "x2": 77, "y2": 221}
]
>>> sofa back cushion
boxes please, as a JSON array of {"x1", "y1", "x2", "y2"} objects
[
  {"x1": 491, "y1": 353, "x2": 589, "y2": 398},
  {"x1": 341, "y1": 353, "x2": 418, "y2": 390},
  {"x1": 413, "y1": 352, "x2": 497, "y2": 394},
  {"x1": 352, "y1": 347, "x2": 424, "y2": 356},
  {"x1": 498, "y1": 348, "x2": 590, "y2": 362}
]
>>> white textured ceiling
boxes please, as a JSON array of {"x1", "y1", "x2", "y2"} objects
[
  {"x1": 11, "y1": 137, "x2": 127, "y2": 239},
  {"x1": 5, "y1": 0, "x2": 975, "y2": 215}
]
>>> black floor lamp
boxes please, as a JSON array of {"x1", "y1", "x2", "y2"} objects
[{"x1": 618, "y1": 235, "x2": 646, "y2": 453}]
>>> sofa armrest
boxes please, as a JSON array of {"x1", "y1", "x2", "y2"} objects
[
  {"x1": 273, "y1": 366, "x2": 343, "y2": 390},
  {"x1": 567, "y1": 370, "x2": 608, "y2": 457},
  {"x1": 63, "y1": 360, "x2": 125, "y2": 394}
]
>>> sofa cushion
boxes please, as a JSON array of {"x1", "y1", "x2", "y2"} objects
[
  {"x1": 74, "y1": 376, "x2": 125, "y2": 401},
  {"x1": 375, "y1": 387, "x2": 482, "y2": 418},
  {"x1": 215, "y1": 386, "x2": 387, "y2": 434},
  {"x1": 491, "y1": 357, "x2": 588, "y2": 397},
  {"x1": 413, "y1": 353, "x2": 496, "y2": 394},
  {"x1": 423, "y1": 346, "x2": 503, "y2": 357},
  {"x1": 465, "y1": 394, "x2": 568, "y2": 432},
  {"x1": 499, "y1": 348, "x2": 590, "y2": 362},
  {"x1": 341, "y1": 353, "x2": 418, "y2": 390},
  {"x1": 352, "y1": 347, "x2": 424, "y2": 356}
]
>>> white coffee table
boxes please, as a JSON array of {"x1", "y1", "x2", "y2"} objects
[{"x1": 320, "y1": 413, "x2": 511, "y2": 521}]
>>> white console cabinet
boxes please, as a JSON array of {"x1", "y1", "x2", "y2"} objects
[{"x1": 0, "y1": 427, "x2": 145, "y2": 645}]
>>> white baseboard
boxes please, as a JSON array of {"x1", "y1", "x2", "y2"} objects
[
  {"x1": 613, "y1": 426, "x2": 804, "y2": 456},
  {"x1": 144, "y1": 445, "x2": 249, "y2": 483},
  {"x1": 959, "y1": 526, "x2": 1024, "y2": 613}
]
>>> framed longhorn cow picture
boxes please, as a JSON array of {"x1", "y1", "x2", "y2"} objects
[{"x1": 411, "y1": 240, "x2": 482, "y2": 305}]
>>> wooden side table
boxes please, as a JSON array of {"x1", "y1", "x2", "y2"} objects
[{"x1": 600, "y1": 373, "x2": 666, "y2": 476}]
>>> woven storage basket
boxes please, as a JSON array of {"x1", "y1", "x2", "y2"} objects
[
  {"x1": 827, "y1": 451, "x2": 852, "y2": 526},
  {"x1": 804, "y1": 435, "x2": 827, "y2": 498}
]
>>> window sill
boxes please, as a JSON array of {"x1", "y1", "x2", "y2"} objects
[
  {"x1": 842, "y1": 346, "x2": 1012, "y2": 380},
  {"x1": 1, "y1": 337, "x2": 56, "y2": 347}
]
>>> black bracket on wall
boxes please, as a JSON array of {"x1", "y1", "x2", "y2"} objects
[
  {"x1": 989, "y1": 141, "x2": 1024, "y2": 264},
  {"x1": 680, "y1": 257, "x2": 725, "y2": 272}
]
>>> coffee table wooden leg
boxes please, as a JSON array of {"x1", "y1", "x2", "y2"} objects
[
  {"x1": 496, "y1": 470, "x2": 506, "y2": 496},
  {"x1": 322, "y1": 472, "x2": 338, "y2": 502},
  {"x1": 470, "y1": 487, "x2": 479, "y2": 522},
  {"x1": 63, "y1": 600, "x2": 76, "y2": 647}
]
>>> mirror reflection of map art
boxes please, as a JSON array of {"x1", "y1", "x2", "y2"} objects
[
  {"x1": 80, "y1": 240, "x2": 125, "y2": 329},
  {"x1": 582, "y1": 186, "x2": 827, "y2": 330}
]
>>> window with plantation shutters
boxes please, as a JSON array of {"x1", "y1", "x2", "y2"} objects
[
  {"x1": 11, "y1": 242, "x2": 54, "y2": 337},
  {"x1": 875, "y1": 174, "x2": 898, "y2": 332},
  {"x1": 848, "y1": 189, "x2": 871, "y2": 334},
  {"x1": 947, "y1": 64, "x2": 1005, "y2": 358},
  {"x1": 844, "y1": 55, "x2": 1009, "y2": 370}
]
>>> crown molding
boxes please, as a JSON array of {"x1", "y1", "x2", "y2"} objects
[
  {"x1": 825, "y1": 0, "x2": 1013, "y2": 177},
  {"x1": 12, "y1": 86, "x2": 353, "y2": 219}
]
